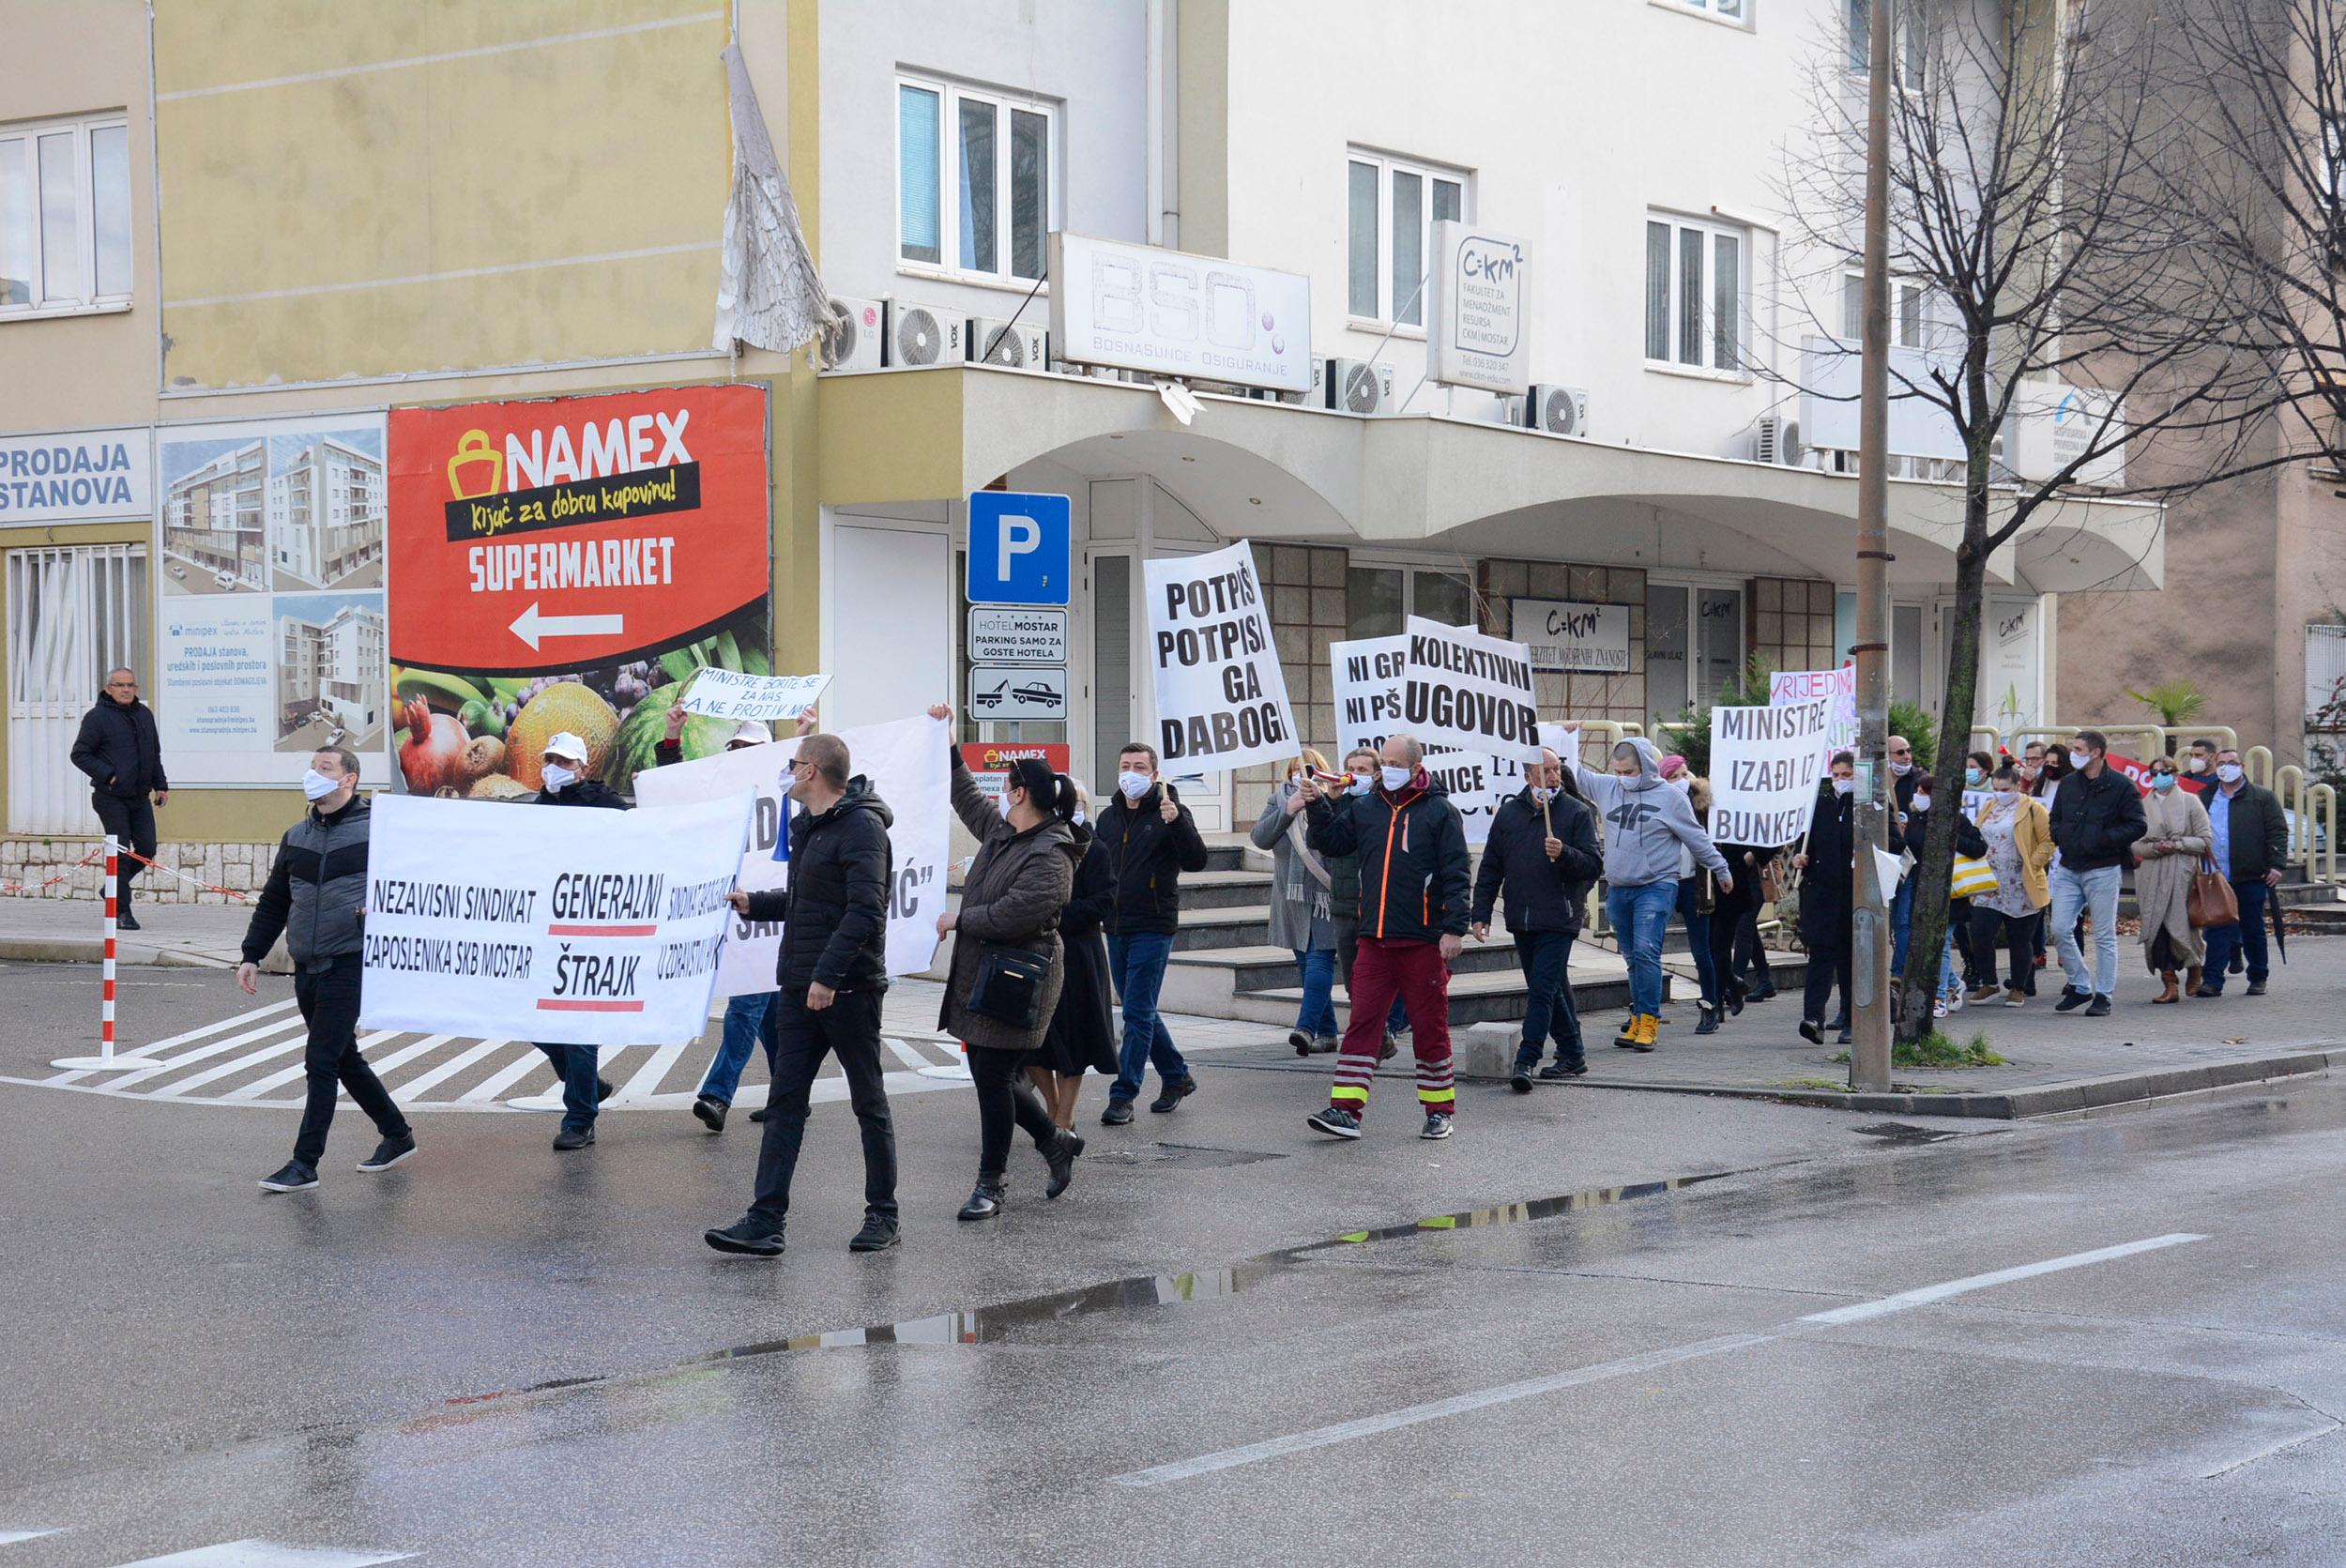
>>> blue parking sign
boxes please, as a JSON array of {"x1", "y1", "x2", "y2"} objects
[{"x1": 967, "y1": 491, "x2": 1071, "y2": 605}]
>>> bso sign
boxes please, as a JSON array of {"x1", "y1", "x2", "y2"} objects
[{"x1": 1049, "y1": 233, "x2": 1312, "y2": 393}]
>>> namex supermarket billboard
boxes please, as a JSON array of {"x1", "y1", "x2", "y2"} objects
[{"x1": 385, "y1": 386, "x2": 772, "y2": 799}]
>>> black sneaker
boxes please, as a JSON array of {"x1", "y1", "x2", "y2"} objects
[
  {"x1": 356, "y1": 1134, "x2": 417, "y2": 1173},
  {"x1": 1100, "y1": 1099, "x2": 1135, "y2": 1126},
  {"x1": 1510, "y1": 1066, "x2": 1534, "y2": 1094},
  {"x1": 957, "y1": 1181, "x2": 1004, "y2": 1221},
  {"x1": 2230, "y1": 951, "x2": 2245, "y2": 974},
  {"x1": 848, "y1": 1216, "x2": 899, "y2": 1253},
  {"x1": 1421, "y1": 1112, "x2": 1453, "y2": 1140},
  {"x1": 692, "y1": 1095, "x2": 727, "y2": 1133},
  {"x1": 1694, "y1": 1005, "x2": 1719, "y2": 1036},
  {"x1": 1306, "y1": 1105, "x2": 1363, "y2": 1139},
  {"x1": 1799, "y1": 1019, "x2": 1824, "y2": 1045},
  {"x1": 705, "y1": 1216, "x2": 785, "y2": 1256},
  {"x1": 552, "y1": 1126, "x2": 595, "y2": 1151},
  {"x1": 116, "y1": 911, "x2": 142, "y2": 932},
  {"x1": 1149, "y1": 1076, "x2": 1196, "y2": 1113},
  {"x1": 2084, "y1": 994, "x2": 2112, "y2": 1017},
  {"x1": 1045, "y1": 1131, "x2": 1079, "y2": 1198},
  {"x1": 258, "y1": 1160, "x2": 316, "y2": 1193},
  {"x1": 1538, "y1": 1059, "x2": 1587, "y2": 1080},
  {"x1": 2246, "y1": 980, "x2": 2268, "y2": 997},
  {"x1": 749, "y1": 1105, "x2": 770, "y2": 1122},
  {"x1": 596, "y1": 1077, "x2": 617, "y2": 1104},
  {"x1": 1836, "y1": 1028, "x2": 1852, "y2": 1045},
  {"x1": 2054, "y1": 988, "x2": 2093, "y2": 1012}
]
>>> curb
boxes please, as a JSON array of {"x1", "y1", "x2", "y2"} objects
[{"x1": 0, "y1": 937, "x2": 282, "y2": 973}]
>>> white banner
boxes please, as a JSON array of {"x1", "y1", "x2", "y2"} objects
[
  {"x1": 679, "y1": 669, "x2": 831, "y2": 723},
  {"x1": 1512, "y1": 598, "x2": 1631, "y2": 672},
  {"x1": 1710, "y1": 696, "x2": 1832, "y2": 847},
  {"x1": 1400, "y1": 615, "x2": 1541, "y2": 763},
  {"x1": 359, "y1": 791, "x2": 752, "y2": 1044},
  {"x1": 1332, "y1": 632, "x2": 1514, "y2": 845},
  {"x1": 633, "y1": 713, "x2": 952, "y2": 997},
  {"x1": 1769, "y1": 665, "x2": 1857, "y2": 768},
  {"x1": 1145, "y1": 541, "x2": 1297, "y2": 770}
]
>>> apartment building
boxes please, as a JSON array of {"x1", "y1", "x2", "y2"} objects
[
  {"x1": 278, "y1": 601, "x2": 385, "y2": 739},
  {"x1": 267, "y1": 437, "x2": 386, "y2": 590}
]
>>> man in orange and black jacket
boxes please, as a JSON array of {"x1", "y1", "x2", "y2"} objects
[{"x1": 1300, "y1": 732, "x2": 1470, "y2": 1143}]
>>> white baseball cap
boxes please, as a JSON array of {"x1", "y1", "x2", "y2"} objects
[
  {"x1": 541, "y1": 731, "x2": 591, "y2": 763},
  {"x1": 727, "y1": 720, "x2": 774, "y2": 749}
]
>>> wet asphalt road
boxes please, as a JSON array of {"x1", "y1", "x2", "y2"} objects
[{"x1": 5, "y1": 962, "x2": 2346, "y2": 1565}]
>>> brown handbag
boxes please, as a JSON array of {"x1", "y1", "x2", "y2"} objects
[{"x1": 2187, "y1": 855, "x2": 2239, "y2": 928}]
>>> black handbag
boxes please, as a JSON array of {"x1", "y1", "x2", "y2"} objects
[{"x1": 967, "y1": 943, "x2": 1051, "y2": 1027}]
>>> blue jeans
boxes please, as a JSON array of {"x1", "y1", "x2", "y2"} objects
[
  {"x1": 1513, "y1": 928, "x2": 1582, "y2": 1067},
  {"x1": 532, "y1": 1041, "x2": 601, "y2": 1133},
  {"x1": 1106, "y1": 931, "x2": 1189, "y2": 1103},
  {"x1": 1292, "y1": 948, "x2": 1339, "y2": 1037},
  {"x1": 2049, "y1": 862, "x2": 2124, "y2": 997},
  {"x1": 1890, "y1": 877, "x2": 1915, "y2": 978},
  {"x1": 696, "y1": 992, "x2": 777, "y2": 1104},
  {"x1": 2201, "y1": 877, "x2": 2271, "y2": 991},
  {"x1": 1606, "y1": 879, "x2": 1679, "y2": 1019},
  {"x1": 1675, "y1": 876, "x2": 1717, "y2": 1008}
]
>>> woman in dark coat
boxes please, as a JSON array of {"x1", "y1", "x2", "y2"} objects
[
  {"x1": 1792, "y1": 751, "x2": 1903, "y2": 1045},
  {"x1": 935, "y1": 732, "x2": 1085, "y2": 1220},
  {"x1": 1030, "y1": 779, "x2": 1119, "y2": 1131}
]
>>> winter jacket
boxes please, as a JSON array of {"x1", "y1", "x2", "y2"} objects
[
  {"x1": 71, "y1": 690, "x2": 166, "y2": 799},
  {"x1": 1250, "y1": 782, "x2": 1337, "y2": 951},
  {"x1": 1797, "y1": 784, "x2": 1906, "y2": 949},
  {"x1": 741, "y1": 775, "x2": 893, "y2": 995},
  {"x1": 2048, "y1": 765, "x2": 2149, "y2": 874},
  {"x1": 2134, "y1": 785, "x2": 2214, "y2": 967},
  {"x1": 1471, "y1": 786, "x2": 1603, "y2": 936},
  {"x1": 530, "y1": 778, "x2": 632, "y2": 811},
  {"x1": 1573, "y1": 737, "x2": 1729, "y2": 889},
  {"x1": 2203, "y1": 779, "x2": 2290, "y2": 884},
  {"x1": 1303, "y1": 767, "x2": 1470, "y2": 944},
  {"x1": 938, "y1": 753, "x2": 1077, "y2": 1053},
  {"x1": 1100, "y1": 781, "x2": 1210, "y2": 936},
  {"x1": 242, "y1": 796, "x2": 370, "y2": 971}
]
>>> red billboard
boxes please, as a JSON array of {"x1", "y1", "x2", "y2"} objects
[{"x1": 386, "y1": 386, "x2": 770, "y2": 797}]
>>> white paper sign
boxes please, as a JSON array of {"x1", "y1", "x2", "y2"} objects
[
  {"x1": 1770, "y1": 665, "x2": 1857, "y2": 768},
  {"x1": 1400, "y1": 616, "x2": 1542, "y2": 763},
  {"x1": 633, "y1": 714, "x2": 952, "y2": 997},
  {"x1": 679, "y1": 669, "x2": 830, "y2": 723},
  {"x1": 359, "y1": 791, "x2": 752, "y2": 1045},
  {"x1": 1512, "y1": 598, "x2": 1631, "y2": 672},
  {"x1": 1145, "y1": 541, "x2": 1297, "y2": 770},
  {"x1": 1710, "y1": 696, "x2": 1833, "y2": 847},
  {"x1": 1332, "y1": 632, "x2": 1513, "y2": 845}
]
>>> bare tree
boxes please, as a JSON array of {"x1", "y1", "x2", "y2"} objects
[{"x1": 1776, "y1": 0, "x2": 2286, "y2": 1041}]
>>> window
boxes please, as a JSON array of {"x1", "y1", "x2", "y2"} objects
[
  {"x1": 1643, "y1": 214, "x2": 1746, "y2": 373},
  {"x1": 897, "y1": 76, "x2": 1056, "y2": 284},
  {"x1": 1840, "y1": 273, "x2": 1927, "y2": 347},
  {"x1": 1345, "y1": 151, "x2": 1469, "y2": 327},
  {"x1": 1848, "y1": 0, "x2": 1927, "y2": 85},
  {"x1": 0, "y1": 113, "x2": 130, "y2": 314},
  {"x1": 1668, "y1": 0, "x2": 1746, "y2": 18},
  {"x1": 1347, "y1": 565, "x2": 1479, "y2": 638}
]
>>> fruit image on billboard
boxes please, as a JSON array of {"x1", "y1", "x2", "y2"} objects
[{"x1": 387, "y1": 385, "x2": 771, "y2": 797}]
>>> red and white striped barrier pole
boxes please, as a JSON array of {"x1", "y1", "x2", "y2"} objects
[{"x1": 53, "y1": 834, "x2": 143, "y2": 1073}]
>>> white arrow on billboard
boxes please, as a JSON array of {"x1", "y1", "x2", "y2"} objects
[{"x1": 510, "y1": 601, "x2": 624, "y2": 651}]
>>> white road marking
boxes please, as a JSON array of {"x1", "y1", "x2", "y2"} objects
[
  {"x1": 110, "y1": 1543, "x2": 416, "y2": 1567},
  {"x1": 389, "y1": 1038, "x2": 512, "y2": 1103},
  {"x1": 225, "y1": 1032, "x2": 399, "y2": 1102},
  {"x1": 52, "y1": 1013, "x2": 308, "y2": 1086},
  {"x1": 0, "y1": 1530, "x2": 61, "y2": 1545},
  {"x1": 1112, "y1": 1233, "x2": 2213, "y2": 1487},
  {"x1": 461, "y1": 1045, "x2": 552, "y2": 1104},
  {"x1": 881, "y1": 1035, "x2": 935, "y2": 1072},
  {"x1": 617, "y1": 1040, "x2": 693, "y2": 1102},
  {"x1": 118, "y1": 998, "x2": 301, "y2": 1057},
  {"x1": 2198, "y1": 1420, "x2": 2345, "y2": 1480}
]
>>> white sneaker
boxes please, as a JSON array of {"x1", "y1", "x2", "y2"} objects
[{"x1": 1932, "y1": 1000, "x2": 1950, "y2": 1019}]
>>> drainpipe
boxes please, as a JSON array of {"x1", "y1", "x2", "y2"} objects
[{"x1": 1147, "y1": 0, "x2": 1179, "y2": 248}]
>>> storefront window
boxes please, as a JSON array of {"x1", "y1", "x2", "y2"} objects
[
  {"x1": 1647, "y1": 585, "x2": 1690, "y2": 719},
  {"x1": 1697, "y1": 586, "x2": 1742, "y2": 705},
  {"x1": 1415, "y1": 571, "x2": 1475, "y2": 629},
  {"x1": 1348, "y1": 566, "x2": 1404, "y2": 638}
]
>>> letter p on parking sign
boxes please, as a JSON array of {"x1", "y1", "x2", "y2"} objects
[{"x1": 967, "y1": 491, "x2": 1071, "y2": 605}]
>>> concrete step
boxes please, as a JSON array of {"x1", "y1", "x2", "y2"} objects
[
  {"x1": 1171, "y1": 906, "x2": 1274, "y2": 951},
  {"x1": 1168, "y1": 868, "x2": 1277, "y2": 910}
]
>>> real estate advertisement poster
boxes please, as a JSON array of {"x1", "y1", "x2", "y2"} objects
[
  {"x1": 384, "y1": 385, "x2": 772, "y2": 799},
  {"x1": 154, "y1": 412, "x2": 390, "y2": 785}
]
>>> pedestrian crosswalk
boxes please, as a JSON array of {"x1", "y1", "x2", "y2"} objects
[{"x1": 0, "y1": 1537, "x2": 414, "y2": 1566}]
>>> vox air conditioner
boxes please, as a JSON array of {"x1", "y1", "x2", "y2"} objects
[
  {"x1": 885, "y1": 299, "x2": 965, "y2": 367},
  {"x1": 1519, "y1": 384, "x2": 1592, "y2": 437},
  {"x1": 1752, "y1": 415, "x2": 1805, "y2": 466},
  {"x1": 819, "y1": 296, "x2": 886, "y2": 372},
  {"x1": 1316, "y1": 358, "x2": 1394, "y2": 415},
  {"x1": 968, "y1": 316, "x2": 1049, "y2": 369}
]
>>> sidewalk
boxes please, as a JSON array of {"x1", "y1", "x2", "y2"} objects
[{"x1": 0, "y1": 896, "x2": 259, "y2": 969}]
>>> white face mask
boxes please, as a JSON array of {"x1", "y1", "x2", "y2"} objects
[
  {"x1": 1833, "y1": 777, "x2": 1856, "y2": 797},
  {"x1": 1531, "y1": 786, "x2": 1556, "y2": 803},
  {"x1": 1118, "y1": 770, "x2": 1151, "y2": 800},
  {"x1": 2068, "y1": 750, "x2": 2092, "y2": 770},
  {"x1": 2217, "y1": 763, "x2": 2244, "y2": 784},
  {"x1": 1994, "y1": 786, "x2": 2018, "y2": 799},
  {"x1": 2187, "y1": 756, "x2": 2208, "y2": 773},
  {"x1": 998, "y1": 791, "x2": 1017, "y2": 819},
  {"x1": 1912, "y1": 793, "x2": 1932, "y2": 813},
  {"x1": 302, "y1": 768, "x2": 340, "y2": 802},
  {"x1": 1071, "y1": 808, "x2": 1087, "y2": 827},
  {"x1": 1380, "y1": 764, "x2": 1412, "y2": 791},
  {"x1": 1348, "y1": 772, "x2": 1375, "y2": 797},
  {"x1": 1287, "y1": 770, "x2": 1301, "y2": 786},
  {"x1": 541, "y1": 762, "x2": 577, "y2": 793},
  {"x1": 1890, "y1": 758, "x2": 1912, "y2": 775}
]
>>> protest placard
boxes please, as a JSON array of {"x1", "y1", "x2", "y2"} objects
[
  {"x1": 633, "y1": 712, "x2": 952, "y2": 996},
  {"x1": 1144, "y1": 541, "x2": 1296, "y2": 769},
  {"x1": 1769, "y1": 665, "x2": 1857, "y2": 767},
  {"x1": 1710, "y1": 695, "x2": 1833, "y2": 847},
  {"x1": 678, "y1": 669, "x2": 831, "y2": 723},
  {"x1": 1400, "y1": 616, "x2": 1542, "y2": 762},
  {"x1": 1332, "y1": 632, "x2": 1517, "y2": 845},
  {"x1": 359, "y1": 791, "x2": 752, "y2": 1044}
]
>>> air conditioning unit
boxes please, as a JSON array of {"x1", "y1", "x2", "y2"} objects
[
  {"x1": 968, "y1": 316, "x2": 1048, "y2": 369},
  {"x1": 1316, "y1": 358, "x2": 1394, "y2": 416},
  {"x1": 885, "y1": 299, "x2": 965, "y2": 368},
  {"x1": 819, "y1": 296, "x2": 886, "y2": 373},
  {"x1": 1518, "y1": 384, "x2": 1592, "y2": 437},
  {"x1": 1753, "y1": 415, "x2": 1805, "y2": 466}
]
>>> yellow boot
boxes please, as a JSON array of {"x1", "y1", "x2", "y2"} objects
[
  {"x1": 1631, "y1": 1012, "x2": 1660, "y2": 1052},
  {"x1": 1613, "y1": 1012, "x2": 1640, "y2": 1049}
]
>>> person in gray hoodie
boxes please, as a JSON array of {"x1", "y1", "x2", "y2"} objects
[{"x1": 1572, "y1": 735, "x2": 1730, "y2": 1051}]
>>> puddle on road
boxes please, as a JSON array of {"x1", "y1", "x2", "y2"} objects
[{"x1": 1850, "y1": 1121, "x2": 1970, "y2": 1145}]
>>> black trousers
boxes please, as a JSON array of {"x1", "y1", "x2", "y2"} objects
[
  {"x1": 1803, "y1": 933, "x2": 1851, "y2": 1025},
  {"x1": 292, "y1": 958, "x2": 407, "y2": 1168},
  {"x1": 1733, "y1": 906, "x2": 1773, "y2": 988},
  {"x1": 1711, "y1": 879, "x2": 1757, "y2": 1004},
  {"x1": 749, "y1": 987, "x2": 897, "y2": 1225},
  {"x1": 968, "y1": 1044, "x2": 1061, "y2": 1179},
  {"x1": 1968, "y1": 906, "x2": 2042, "y2": 991},
  {"x1": 90, "y1": 792, "x2": 156, "y2": 915}
]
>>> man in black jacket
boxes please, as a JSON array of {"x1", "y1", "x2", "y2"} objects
[
  {"x1": 1098, "y1": 741, "x2": 1210, "y2": 1125},
  {"x1": 1302, "y1": 732, "x2": 1471, "y2": 1142},
  {"x1": 2046, "y1": 729, "x2": 2149, "y2": 1016},
  {"x1": 241, "y1": 747, "x2": 413, "y2": 1193},
  {"x1": 71, "y1": 668, "x2": 168, "y2": 930},
  {"x1": 707, "y1": 729, "x2": 899, "y2": 1257},
  {"x1": 2198, "y1": 746, "x2": 2291, "y2": 997},
  {"x1": 529, "y1": 731, "x2": 630, "y2": 1149},
  {"x1": 1471, "y1": 746, "x2": 1603, "y2": 1091}
]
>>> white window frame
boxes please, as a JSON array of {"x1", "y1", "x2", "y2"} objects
[
  {"x1": 1643, "y1": 211, "x2": 1750, "y2": 378},
  {"x1": 1846, "y1": 0, "x2": 1927, "y2": 87},
  {"x1": 0, "y1": 111, "x2": 132, "y2": 320},
  {"x1": 1840, "y1": 271, "x2": 1929, "y2": 348},
  {"x1": 1653, "y1": 0, "x2": 1752, "y2": 26},
  {"x1": 895, "y1": 73, "x2": 1059, "y2": 291},
  {"x1": 1345, "y1": 149, "x2": 1472, "y2": 335}
]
